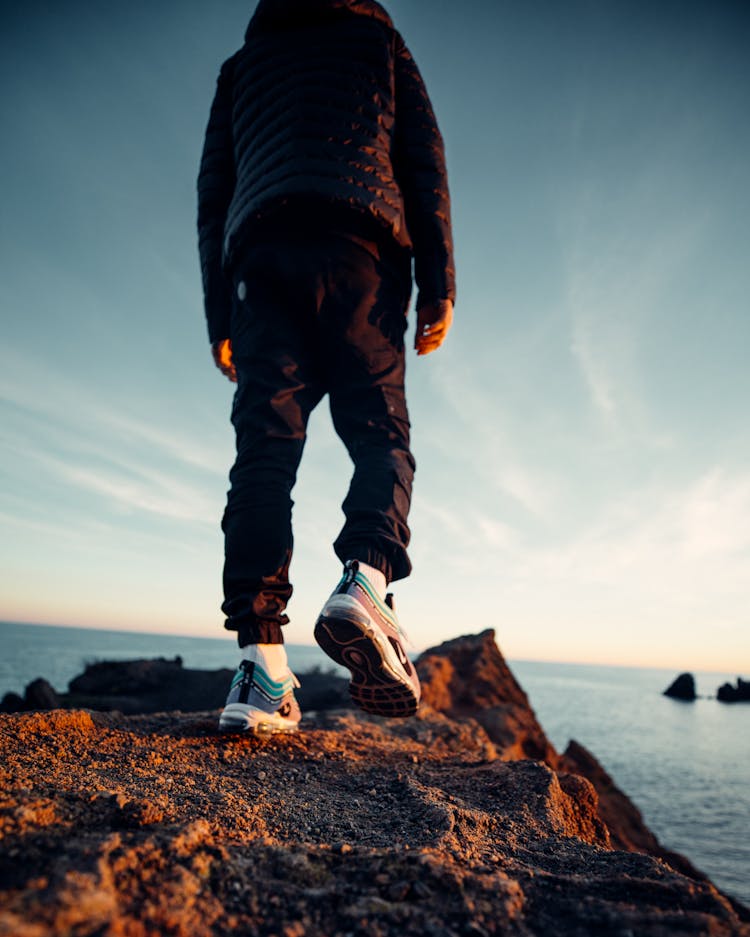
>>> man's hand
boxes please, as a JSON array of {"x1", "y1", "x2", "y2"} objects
[
  {"x1": 211, "y1": 338, "x2": 237, "y2": 382},
  {"x1": 414, "y1": 299, "x2": 453, "y2": 356}
]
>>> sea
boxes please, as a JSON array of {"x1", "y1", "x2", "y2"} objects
[{"x1": 1, "y1": 621, "x2": 748, "y2": 908}]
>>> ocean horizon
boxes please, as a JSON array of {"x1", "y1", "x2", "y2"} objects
[{"x1": 2, "y1": 620, "x2": 748, "y2": 908}]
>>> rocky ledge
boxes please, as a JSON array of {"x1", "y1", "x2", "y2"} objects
[{"x1": 1, "y1": 630, "x2": 747, "y2": 936}]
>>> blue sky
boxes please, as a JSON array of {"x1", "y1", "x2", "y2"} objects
[{"x1": 1, "y1": 0, "x2": 749, "y2": 670}]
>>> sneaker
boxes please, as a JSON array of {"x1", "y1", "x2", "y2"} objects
[
  {"x1": 314, "y1": 560, "x2": 420, "y2": 718},
  {"x1": 219, "y1": 660, "x2": 301, "y2": 734}
]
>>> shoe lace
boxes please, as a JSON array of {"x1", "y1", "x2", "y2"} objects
[
  {"x1": 384, "y1": 593, "x2": 414, "y2": 648},
  {"x1": 337, "y1": 559, "x2": 358, "y2": 594}
]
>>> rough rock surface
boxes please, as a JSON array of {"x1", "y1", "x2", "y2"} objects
[
  {"x1": 663, "y1": 673, "x2": 697, "y2": 701},
  {"x1": 557, "y1": 740, "x2": 706, "y2": 882},
  {"x1": 417, "y1": 631, "x2": 556, "y2": 763},
  {"x1": 1, "y1": 631, "x2": 747, "y2": 936},
  {"x1": 417, "y1": 632, "x2": 711, "y2": 885}
]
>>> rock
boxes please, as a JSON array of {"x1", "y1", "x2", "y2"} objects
[
  {"x1": 59, "y1": 657, "x2": 352, "y2": 715},
  {"x1": 3, "y1": 628, "x2": 746, "y2": 932},
  {"x1": 717, "y1": 677, "x2": 750, "y2": 703},
  {"x1": 64, "y1": 658, "x2": 232, "y2": 714},
  {"x1": 294, "y1": 670, "x2": 350, "y2": 712},
  {"x1": 23, "y1": 678, "x2": 61, "y2": 711},
  {"x1": 0, "y1": 691, "x2": 26, "y2": 714},
  {"x1": 416, "y1": 629, "x2": 556, "y2": 762},
  {"x1": 68, "y1": 656, "x2": 184, "y2": 694},
  {"x1": 663, "y1": 672, "x2": 696, "y2": 701},
  {"x1": 558, "y1": 739, "x2": 707, "y2": 883},
  {"x1": 1, "y1": 698, "x2": 748, "y2": 936},
  {"x1": 417, "y1": 631, "x2": 716, "y2": 897}
]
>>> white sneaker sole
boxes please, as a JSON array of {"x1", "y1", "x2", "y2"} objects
[
  {"x1": 315, "y1": 596, "x2": 419, "y2": 718},
  {"x1": 218, "y1": 702, "x2": 299, "y2": 735}
]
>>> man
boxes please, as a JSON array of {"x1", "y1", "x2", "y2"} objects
[{"x1": 197, "y1": 0, "x2": 455, "y2": 733}]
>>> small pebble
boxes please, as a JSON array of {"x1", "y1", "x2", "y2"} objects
[
  {"x1": 387, "y1": 881, "x2": 411, "y2": 902},
  {"x1": 412, "y1": 880, "x2": 432, "y2": 899}
]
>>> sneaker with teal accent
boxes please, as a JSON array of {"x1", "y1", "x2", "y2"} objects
[
  {"x1": 219, "y1": 660, "x2": 301, "y2": 734},
  {"x1": 314, "y1": 560, "x2": 420, "y2": 718}
]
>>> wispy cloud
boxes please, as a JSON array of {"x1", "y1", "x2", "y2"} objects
[
  {"x1": 2, "y1": 423, "x2": 220, "y2": 527},
  {"x1": 561, "y1": 165, "x2": 707, "y2": 447},
  {"x1": 60, "y1": 462, "x2": 217, "y2": 525},
  {"x1": 0, "y1": 347, "x2": 228, "y2": 478},
  {"x1": 513, "y1": 469, "x2": 750, "y2": 605},
  {"x1": 0, "y1": 349, "x2": 227, "y2": 528},
  {"x1": 569, "y1": 310, "x2": 617, "y2": 423},
  {"x1": 423, "y1": 360, "x2": 558, "y2": 519}
]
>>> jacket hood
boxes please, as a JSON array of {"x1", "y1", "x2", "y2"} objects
[{"x1": 246, "y1": 0, "x2": 393, "y2": 38}]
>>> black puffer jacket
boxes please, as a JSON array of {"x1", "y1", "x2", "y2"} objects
[{"x1": 197, "y1": 0, "x2": 454, "y2": 342}]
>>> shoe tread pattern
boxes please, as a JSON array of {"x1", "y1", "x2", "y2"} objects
[{"x1": 314, "y1": 616, "x2": 418, "y2": 718}]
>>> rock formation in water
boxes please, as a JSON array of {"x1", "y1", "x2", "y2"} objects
[
  {"x1": 0, "y1": 630, "x2": 747, "y2": 936},
  {"x1": 663, "y1": 672, "x2": 697, "y2": 701},
  {"x1": 717, "y1": 677, "x2": 750, "y2": 703}
]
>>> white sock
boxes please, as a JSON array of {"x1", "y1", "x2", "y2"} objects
[
  {"x1": 239, "y1": 643, "x2": 289, "y2": 681},
  {"x1": 354, "y1": 560, "x2": 387, "y2": 600}
]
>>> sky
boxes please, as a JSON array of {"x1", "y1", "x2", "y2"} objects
[{"x1": 1, "y1": 0, "x2": 749, "y2": 671}]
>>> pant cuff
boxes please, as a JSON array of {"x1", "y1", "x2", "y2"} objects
[{"x1": 225, "y1": 621, "x2": 285, "y2": 646}]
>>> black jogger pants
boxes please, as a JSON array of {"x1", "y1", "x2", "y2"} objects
[{"x1": 221, "y1": 235, "x2": 415, "y2": 645}]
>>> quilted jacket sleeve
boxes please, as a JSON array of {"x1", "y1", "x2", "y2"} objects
[
  {"x1": 393, "y1": 33, "x2": 455, "y2": 309},
  {"x1": 197, "y1": 58, "x2": 236, "y2": 344}
]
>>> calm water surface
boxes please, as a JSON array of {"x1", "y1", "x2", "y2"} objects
[{"x1": 513, "y1": 659, "x2": 749, "y2": 907}]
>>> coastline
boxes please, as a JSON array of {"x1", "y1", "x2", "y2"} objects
[
  {"x1": 2, "y1": 621, "x2": 749, "y2": 909},
  {"x1": 1, "y1": 630, "x2": 747, "y2": 935}
]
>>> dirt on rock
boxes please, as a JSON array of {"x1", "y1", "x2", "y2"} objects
[{"x1": 0, "y1": 633, "x2": 747, "y2": 936}]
